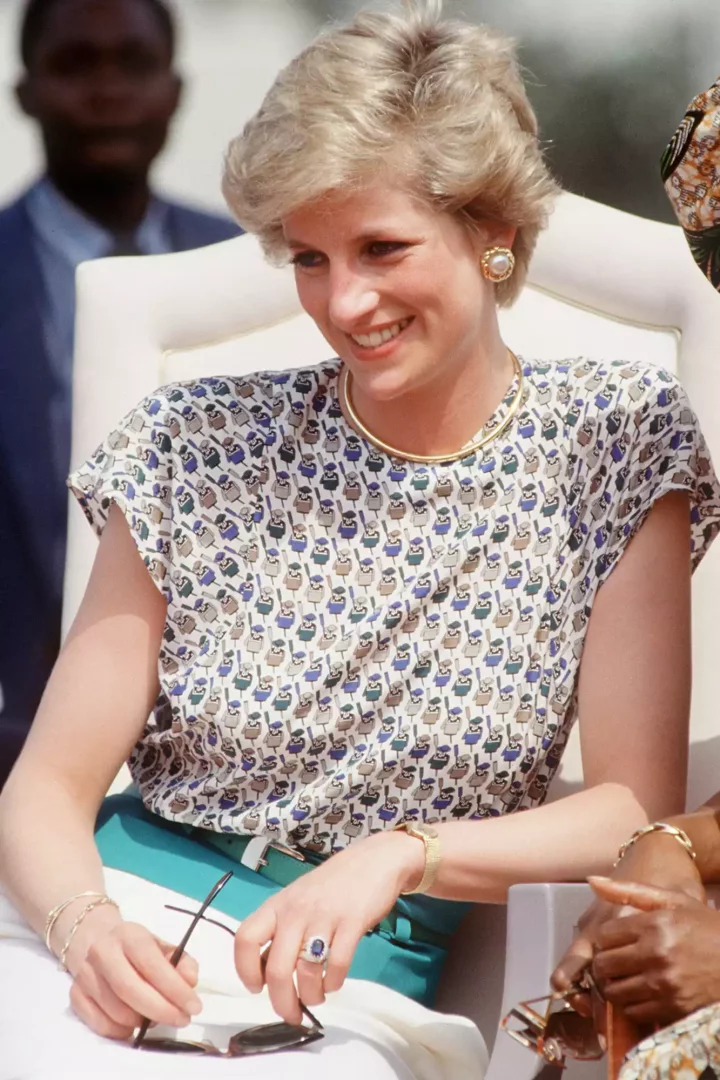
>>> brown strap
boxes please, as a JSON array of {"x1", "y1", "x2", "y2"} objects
[{"x1": 606, "y1": 1003, "x2": 642, "y2": 1080}]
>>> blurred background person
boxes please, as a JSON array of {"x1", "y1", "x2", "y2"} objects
[{"x1": 0, "y1": 0, "x2": 240, "y2": 787}]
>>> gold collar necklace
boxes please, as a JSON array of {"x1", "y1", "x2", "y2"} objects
[{"x1": 338, "y1": 350, "x2": 524, "y2": 465}]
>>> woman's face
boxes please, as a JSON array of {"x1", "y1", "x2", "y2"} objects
[{"x1": 283, "y1": 180, "x2": 508, "y2": 404}]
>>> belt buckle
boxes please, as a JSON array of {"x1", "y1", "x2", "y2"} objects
[
  {"x1": 240, "y1": 835, "x2": 306, "y2": 872},
  {"x1": 269, "y1": 841, "x2": 306, "y2": 863}
]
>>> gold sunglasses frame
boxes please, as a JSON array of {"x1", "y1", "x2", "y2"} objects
[{"x1": 501, "y1": 986, "x2": 605, "y2": 1069}]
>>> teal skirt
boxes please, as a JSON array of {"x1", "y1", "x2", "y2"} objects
[{"x1": 95, "y1": 795, "x2": 469, "y2": 1007}]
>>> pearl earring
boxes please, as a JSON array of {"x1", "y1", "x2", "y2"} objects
[{"x1": 481, "y1": 246, "x2": 515, "y2": 283}]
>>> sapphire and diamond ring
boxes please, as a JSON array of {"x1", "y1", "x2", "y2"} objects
[{"x1": 299, "y1": 934, "x2": 330, "y2": 965}]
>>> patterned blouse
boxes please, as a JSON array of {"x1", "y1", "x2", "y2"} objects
[
  {"x1": 663, "y1": 75, "x2": 720, "y2": 288},
  {"x1": 620, "y1": 1004, "x2": 720, "y2": 1080},
  {"x1": 69, "y1": 358, "x2": 720, "y2": 853}
]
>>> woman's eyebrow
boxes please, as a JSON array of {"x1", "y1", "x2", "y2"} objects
[{"x1": 286, "y1": 225, "x2": 415, "y2": 248}]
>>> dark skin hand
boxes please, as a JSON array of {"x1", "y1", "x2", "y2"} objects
[
  {"x1": 587, "y1": 876, "x2": 720, "y2": 1027},
  {"x1": 552, "y1": 833, "x2": 704, "y2": 1017}
]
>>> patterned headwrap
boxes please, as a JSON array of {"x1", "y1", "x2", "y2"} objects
[{"x1": 662, "y1": 76, "x2": 720, "y2": 289}]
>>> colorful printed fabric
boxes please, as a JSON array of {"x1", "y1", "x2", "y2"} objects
[
  {"x1": 69, "y1": 358, "x2": 720, "y2": 851},
  {"x1": 620, "y1": 1003, "x2": 720, "y2": 1080},
  {"x1": 662, "y1": 76, "x2": 720, "y2": 288}
]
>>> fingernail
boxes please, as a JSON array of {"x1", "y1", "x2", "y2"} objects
[
  {"x1": 588, "y1": 875, "x2": 611, "y2": 883},
  {"x1": 176, "y1": 1013, "x2": 191, "y2": 1027},
  {"x1": 188, "y1": 999, "x2": 202, "y2": 1016}
]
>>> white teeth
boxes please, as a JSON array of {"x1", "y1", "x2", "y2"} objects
[{"x1": 351, "y1": 317, "x2": 410, "y2": 348}]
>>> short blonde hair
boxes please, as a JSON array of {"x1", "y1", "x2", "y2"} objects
[{"x1": 223, "y1": 0, "x2": 559, "y2": 305}]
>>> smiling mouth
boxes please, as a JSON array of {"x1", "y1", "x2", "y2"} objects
[{"x1": 350, "y1": 317, "x2": 413, "y2": 348}]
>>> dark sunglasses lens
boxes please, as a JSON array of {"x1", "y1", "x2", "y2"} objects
[
  {"x1": 228, "y1": 1022, "x2": 324, "y2": 1056},
  {"x1": 546, "y1": 1008, "x2": 603, "y2": 1060},
  {"x1": 139, "y1": 1037, "x2": 218, "y2": 1055}
]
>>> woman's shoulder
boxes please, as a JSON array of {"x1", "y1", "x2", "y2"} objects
[
  {"x1": 523, "y1": 355, "x2": 679, "y2": 388},
  {"x1": 98, "y1": 361, "x2": 343, "y2": 462},
  {"x1": 522, "y1": 356, "x2": 686, "y2": 418},
  {"x1": 145, "y1": 360, "x2": 342, "y2": 422}
]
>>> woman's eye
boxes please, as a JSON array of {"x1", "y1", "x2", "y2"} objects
[
  {"x1": 367, "y1": 241, "x2": 407, "y2": 257},
  {"x1": 290, "y1": 251, "x2": 325, "y2": 269}
]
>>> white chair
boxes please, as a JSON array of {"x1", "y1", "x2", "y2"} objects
[{"x1": 64, "y1": 192, "x2": 720, "y2": 1080}]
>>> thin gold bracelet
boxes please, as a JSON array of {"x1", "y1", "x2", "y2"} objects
[
  {"x1": 44, "y1": 891, "x2": 106, "y2": 953},
  {"x1": 614, "y1": 822, "x2": 697, "y2": 868},
  {"x1": 58, "y1": 896, "x2": 119, "y2": 972}
]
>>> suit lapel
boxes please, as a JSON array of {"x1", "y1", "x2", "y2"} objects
[
  {"x1": 165, "y1": 201, "x2": 203, "y2": 252},
  {"x1": 0, "y1": 197, "x2": 65, "y2": 602},
  {"x1": 164, "y1": 201, "x2": 241, "y2": 252}
]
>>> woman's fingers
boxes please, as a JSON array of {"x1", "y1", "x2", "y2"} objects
[
  {"x1": 588, "y1": 876, "x2": 697, "y2": 912},
  {"x1": 69, "y1": 980, "x2": 135, "y2": 1040},
  {"x1": 235, "y1": 900, "x2": 362, "y2": 1019},
  {"x1": 123, "y1": 929, "x2": 202, "y2": 1016},
  {"x1": 69, "y1": 921, "x2": 205, "y2": 1041},
  {"x1": 157, "y1": 942, "x2": 199, "y2": 988},
  {"x1": 263, "y1": 922, "x2": 306, "y2": 1025},
  {"x1": 323, "y1": 921, "x2": 362, "y2": 995},
  {"x1": 74, "y1": 964, "x2": 144, "y2": 1030},
  {"x1": 88, "y1": 939, "x2": 192, "y2": 1027},
  {"x1": 295, "y1": 929, "x2": 332, "y2": 1008},
  {"x1": 235, "y1": 906, "x2": 277, "y2": 995}
]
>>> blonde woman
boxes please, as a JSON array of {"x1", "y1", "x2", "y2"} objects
[{"x1": 1, "y1": 2, "x2": 718, "y2": 1078}]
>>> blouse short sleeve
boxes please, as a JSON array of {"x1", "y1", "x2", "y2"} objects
[
  {"x1": 67, "y1": 389, "x2": 177, "y2": 595},
  {"x1": 592, "y1": 365, "x2": 720, "y2": 584}
]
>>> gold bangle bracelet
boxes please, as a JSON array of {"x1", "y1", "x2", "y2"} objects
[
  {"x1": 614, "y1": 822, "x2": 697, "y2": 868},
  {"x1": 44, "y1": 891, "x2": 106, "y2": 953},
  {"x1": 394, "y1": 822, "x2": 442, "y2": 895},
  {"x1": 58, "y1": 896, "x2": 119, "y2": 972}
]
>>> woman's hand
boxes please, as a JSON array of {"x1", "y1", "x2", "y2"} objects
[
  {"x1": 65, "y1": 907, "x2": 202, "y2": 1040},
  {"x1": 588, "y1": 876, "x2": 720, "y2": 1026},
  {"x1": 234, "y1": 829, "x2": 424, "y2": 1024},
  {"x1": 551, "y1": 833, "x2": 704, "y2": 1016}
]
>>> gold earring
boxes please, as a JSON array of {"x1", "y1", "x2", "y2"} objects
[{"x1": 481, "y1": 246, "x2": 515, "y2": 283}]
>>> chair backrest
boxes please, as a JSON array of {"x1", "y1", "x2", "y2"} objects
[{"x1": 66, "y1": 191, "x2": 720, "y2": 805}]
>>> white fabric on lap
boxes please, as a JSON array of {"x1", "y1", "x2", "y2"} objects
[{"x1": 0, "y1": 870, "x2": 487, "y2": 1080}]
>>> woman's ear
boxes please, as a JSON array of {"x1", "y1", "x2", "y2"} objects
[
  {"x1": 468, "y1": 221, "x2": 517, "y2": 259},
  {"x1": 484, "y1": 223, "x2": 517, "y2": 251}
]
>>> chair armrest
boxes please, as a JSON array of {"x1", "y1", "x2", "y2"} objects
[{"x1": 485, "y1": 882, "x2": 605, "y2": 1080}]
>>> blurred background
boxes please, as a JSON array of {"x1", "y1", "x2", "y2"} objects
[{"x1": 0, "y1": 0, "x2": 718, "y2": 223}]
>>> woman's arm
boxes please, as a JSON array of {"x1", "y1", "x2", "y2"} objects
[
  {"x1": 422, "y1": 489, "x2": 691, "y2": 900},
  {"x1": 0, "y1": 505, "x2": 200, "y2": 1036},
  {"x1": 234, "y1": 492, "x2": 694, "y2": 1022}
]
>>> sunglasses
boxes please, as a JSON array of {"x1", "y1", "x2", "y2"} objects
[
  {"x1": 501, "y1": 982, "x2": 605, "y2": 1070},
  {"x1": 133, "y1": 871, "x2": 324, "y2": 1056}
]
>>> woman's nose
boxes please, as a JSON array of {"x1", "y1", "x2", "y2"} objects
[{"x1": 327, "y1": 268, "x2": 378, "y2": 328}]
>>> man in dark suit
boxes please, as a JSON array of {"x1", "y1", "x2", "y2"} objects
[{"x1": 0, "y1": 0, "x2": 240, "y2": 784}]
